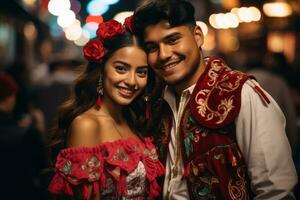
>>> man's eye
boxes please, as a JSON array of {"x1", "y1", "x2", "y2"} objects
[
  {"x1": 167, "y1": 37, "x2": 179, "y2": 44},
  {"x1": 115, "y1": 66, "x2": 126, "y2": 73}
]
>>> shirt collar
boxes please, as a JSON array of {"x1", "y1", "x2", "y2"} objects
[{"x1": 163, "y1": 83, "x2": 196, "y2": 105}]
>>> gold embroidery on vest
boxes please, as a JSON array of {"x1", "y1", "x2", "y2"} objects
[
  {"x1": 194, "y1": 59, "x2": 244, "y2": 124},
  {"x1": 228, "y1": 167, "x2": 248, "y2": 200}
]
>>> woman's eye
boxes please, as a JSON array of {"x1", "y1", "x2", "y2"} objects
[
  {"x1": 137, "y1": 69, "x2": 148, "y2": 77},
  {"x1": 115, "y1": 66, "x2": 126, "y2": 73}
]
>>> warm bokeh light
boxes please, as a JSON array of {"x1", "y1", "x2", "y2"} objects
[
  {"x1": 230, "y1": 6, "x2": 261, "y2": 23},
  {"x1": 209, "y1": 14, "x2": 218, "y2": 29},
  {"x1": 224, "y1": 13, "x2": 239, "y2": 28},
  {"x1": 220, "y1": 0, "x2": 240, "y2": 10},
  {"x1": 24, "y1": 22, "x2": 37, "y2": 41},
  {"x1": 74, "y1": 30, "x2": 90, "y2": 46},
  {"x1": 230, "y1": 8, "x2": 241, "y2": 22},
  {"x1": 263, "y1": 2, "x2": 292, "y2": 17},
  {"x1": 57, "y1": 10, "x2": 76, "y2": 28},
  {"x1": 22, "y1": 0, "x2": 37, "y2": 6},
  {"x1": 238, "y1": 7, "x2": 253, "y2": 23},
  {"x1": 218, "y1": 29, "x2": 239, "y2": 52},
  {"x1": 64, "y1": 20, "x2": 82, "y2": 41},
  {"x1": 202, "y1": 28, "x2": 216, "y2": 51},
  {"x1": 113, "y1": 11, "x2": 134, "y2": 24},
  {"x1": 48, "y1": 0, "x2": 71, "y2": 16},
  {"x1": 249, "y1": 6, "x2": 261, "y2": 21},
  {"x1": 215, "y1": 13, "x2": 226, "y2": 29},
  {"x1": 209, "y1": 13, "x2": 239, "y2": 29},
  {"x1": 196, "y1": 21, "x2": 208, "y2": 36},
  {"x1": 65, "y1": 27, "x2": 82, "y2": 41}
]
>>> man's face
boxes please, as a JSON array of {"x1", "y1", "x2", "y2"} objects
[{"x1": 143, "y1": 21, "x2": 203, "y2": 86}]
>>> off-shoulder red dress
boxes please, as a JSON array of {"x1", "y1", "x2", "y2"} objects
[{"x1": 48, "y1": 137, "x2": 164, "y2": 200}]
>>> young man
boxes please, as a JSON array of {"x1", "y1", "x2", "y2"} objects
[{"x1": 133, "y1": 0, "x2": 298, "y2": 199}]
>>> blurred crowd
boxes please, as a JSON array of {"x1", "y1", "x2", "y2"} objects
[{"x1": 0, "y1": 38, "x2": 83, "y2": 198}]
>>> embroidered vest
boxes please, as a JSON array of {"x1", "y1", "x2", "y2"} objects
[{"x1": 154, "y1": 57, "x2": 252, "y2": 200}]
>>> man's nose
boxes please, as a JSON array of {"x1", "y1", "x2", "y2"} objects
[{"x1": 158, "y1": 44, "x2": 172, "y2": 61}]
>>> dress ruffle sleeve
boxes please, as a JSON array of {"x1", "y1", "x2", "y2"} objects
[
  {"x1": 142, "y1": 137, "x2": 165, "y2": 200},
  {"x1": 48, "y1": 146, "x2": 105, "y2": 199},
  {"x1": 48, "y1": 137, "x2": 165, "y2": 200}
]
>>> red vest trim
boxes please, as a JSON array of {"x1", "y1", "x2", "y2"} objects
[{"x1": 189, "y1": 57, "x2": 250, "y2": 129}]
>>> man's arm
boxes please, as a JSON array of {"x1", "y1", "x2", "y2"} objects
[{"x1": 235, "y1": 80, "x2": 298, "y2": 200}]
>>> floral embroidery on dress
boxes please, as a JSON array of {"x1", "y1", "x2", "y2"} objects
[
  {"x1": 114, "y1": 148, "x2": 129, "y2": 162},
  {"x1": 143, "y1": 148, "x2": 158, "y2": 161},
  {"x1": 82, "y1": 156, "x2": 100, "y2": 171},
  {"x1": 62, "y1": 160, "x2": 72, "y2": 175},
  {"x1": 48, "y1": 137, "x2": 164, "y2": 200}
]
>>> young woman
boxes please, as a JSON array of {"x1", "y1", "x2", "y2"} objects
[{"x1": 48, "y1": 17, "x2": 164, "y2": 200}]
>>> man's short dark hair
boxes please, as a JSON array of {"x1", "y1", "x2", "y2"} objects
[{"x1": 133, "y1": 0, "x2": 196, "y2": 37}]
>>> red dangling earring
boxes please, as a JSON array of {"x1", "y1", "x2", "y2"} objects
[
  {"x1": 96, "y1": 95, "x2": 102, "y2": 109},
  {"x1": 144, "y1": 95, "x2": 150, "y2": 120},
  {"x1": 96, "y1": 73, "x2": 103, "y2": 110}
]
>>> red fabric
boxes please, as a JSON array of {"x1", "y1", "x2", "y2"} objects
[
  {"x1": 189, "y1": 57, "x2": 250, "y2": 129},
  {"x1": 178, "y1": 60, "x2": 251, "y2": 198},
  {"x1": 254, "y1": 85, "x2": 271, "y2": 104},
  {"x1": 48, "y1": 137, "x2": 164, "y2": 200},
  {"x1": 153, "y1": 57, "x2": 251, "y2": 199}
]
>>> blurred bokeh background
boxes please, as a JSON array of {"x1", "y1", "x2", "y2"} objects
[{"x1": 0, "y1": 0, "x2": 300, "y2": 199}]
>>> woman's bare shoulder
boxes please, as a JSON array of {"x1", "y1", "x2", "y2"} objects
[{"x1": 67, "y1": 113, "x2": 101, "y2": 147}]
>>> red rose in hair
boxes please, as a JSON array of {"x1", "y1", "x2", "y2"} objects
[
  {"x1": 124, "y1": 15, "x2": 134, "y2": 33},
  {"x1": 96, "y1": 19, "x2": 125, "y2": 41},
  {"x1": 83, "y1": 39, "x2": 106, "y2": 62}
]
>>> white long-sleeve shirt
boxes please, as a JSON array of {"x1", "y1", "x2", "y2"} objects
[{"x1": 163, "y1": 80, "x2": 298, "y2": 200}]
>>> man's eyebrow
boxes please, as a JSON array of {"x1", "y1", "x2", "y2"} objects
[
  {"x1": 144, "y1": 32, "x2": 182, "y2": 44},
  {"x1": 162, "y1": 32, "x2": 182, "y2": 42}
]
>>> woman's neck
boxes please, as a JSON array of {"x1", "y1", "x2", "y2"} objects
[{"x1": 99, "y1": 97, "x2": 124, "y2": 123}]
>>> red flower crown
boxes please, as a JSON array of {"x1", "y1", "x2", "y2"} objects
[{"x1": 83, "y1": 16, "x2": 134, "y2": 63}]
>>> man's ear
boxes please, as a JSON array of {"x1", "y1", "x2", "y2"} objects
[{"x1": 193, "y1": 25, "x2": 204, "y2": 47}]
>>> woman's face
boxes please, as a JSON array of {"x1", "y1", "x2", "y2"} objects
[{"x1": 103, "y1": 45, "x2": 148, "y2": 106}]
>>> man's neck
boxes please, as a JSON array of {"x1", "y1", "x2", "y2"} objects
[{"x1": 173, "y1": 57, "x2": 207, "y2": 97}]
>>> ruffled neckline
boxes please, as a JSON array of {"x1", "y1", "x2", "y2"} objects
[
  {"x1": 49, "y1": 136, "x2": 164, "y2": 200},
  {"x1": 60, "y1": 136, "x2": 147, "y2": 153}
]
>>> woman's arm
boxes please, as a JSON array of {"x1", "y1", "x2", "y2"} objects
[{"x1": 68, "y1": 115, "x2": 102, "y2": 200}]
